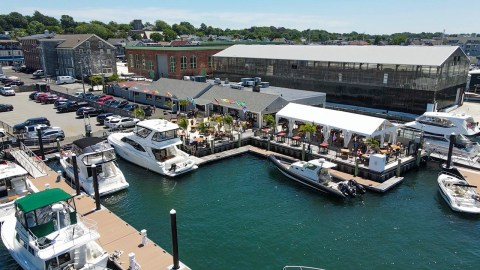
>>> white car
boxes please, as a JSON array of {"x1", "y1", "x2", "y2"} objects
[
  {"x1": 106, "y1": 117, "x2": 140, "y2": 129},
  {"x1": 103, "y1": 115, "x2": 122, "y2": 127},
  {"x1": 0, "y1": 87, "x2": 15, "y2": 96}
]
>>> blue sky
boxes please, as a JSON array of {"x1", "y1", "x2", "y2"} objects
[{"x1": 3, "y1": 0, "x2": 476, "y2": 34}]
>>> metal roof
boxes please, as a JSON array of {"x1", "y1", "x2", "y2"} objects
[
  {"x1": 198, "y1": 85, "x2": 286, "y2": 113},
  {"x1": 127, "y1": 78, "x2": 209, "y2": 100},
  {"x1": 213, "y1": 45, "x2": 462, "y2": 66}
]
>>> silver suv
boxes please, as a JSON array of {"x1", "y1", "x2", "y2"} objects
[{"x1": 28, "y1": 127, "x2": 65, "y2": 141}]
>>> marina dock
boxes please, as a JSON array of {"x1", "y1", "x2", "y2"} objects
[
  {"x1": 27, "y1": 166, "x2": 188, "y2": 270},
  {"x1": 458, "y1": 167, "x2": 480, "y2": 194}
]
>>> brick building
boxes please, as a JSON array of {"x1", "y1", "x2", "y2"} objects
[{"x1": 125, "y1": 46, "x2": 229, "y2": 80}]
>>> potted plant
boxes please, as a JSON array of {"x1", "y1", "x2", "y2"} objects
[
  {"x1": 365, "y1": 137, "x2": 380, "y2": 152},
  {"x1": 299, "y1": 122, "x2": 316, "y2": 150},
  {"x1": 263, "y1": 114, "x2": 276, "y2": 139}
]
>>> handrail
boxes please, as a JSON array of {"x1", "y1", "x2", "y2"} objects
[
  {"x1": 283, "y1": 266, "x2": 325, "y2": 270},
  {"x1": 19, "y1": 142, "x2": 48, "y2": 174}
]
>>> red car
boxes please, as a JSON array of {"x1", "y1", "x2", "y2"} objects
[
  {"x1": 36, "y1": 92, "x2": 50, "y2": 102},
  {"x1": 96, "y1": 95, "x2": 114, "y2": 104},
  {"x1": 42, "y1": 94, "x2": 60, "y2": 104}
]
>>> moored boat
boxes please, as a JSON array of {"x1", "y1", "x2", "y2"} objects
[
  {"x1": 0, "y1": 161, "x2": 32, "y2": 223},
  {"x1": 437, "y1": 165, "x2": 480, "y2": 214},
  {"x1": 59, "y1": 137, "x2": 129, "y2": 197},
  {"x1": 268, "y1": 155, "x2": 365, "y2": 198},
  {"x1": 107, "y1": 119, "x2": 198, "y2": 177},
  {"x1": 1, "y1": 188, "x2": 109, "y2": 269}
]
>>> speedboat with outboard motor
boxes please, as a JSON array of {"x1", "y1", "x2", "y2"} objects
[
  {"x1": 268, "y1": 155, "x2": 365, "y2": 198},
  {"x1": 437, "y1": 165, "x2": 480, "y2": 214}
]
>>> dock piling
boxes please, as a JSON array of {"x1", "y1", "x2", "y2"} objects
[
  {"x1": 446, "y1": 133, "x2": 455, "y2": 168},
  {"x1": 71, "y1": 154, "x2": 81, "y2": 196},
  {"x1": 238, "y1": 133, "x2": 241, "y2": 148},
  {"x1": 416, "y1": 148, "x2": 422, "y2": 167},
  {"x1": 37, "y1": 129, "x2": 45, "y2": 160},
  {"x1": 301, "y1": 143, "x2": 305, "y2": 161},
  {"x1": 170, "y1": 209, "x2": 180, "y2": 270},
  {"x1": 396, "y1": 159, "x2": 402, "y2": 177},
  {"x1": 91, "y1": 164, "x2": 101, "y2": 210},
  {"x1": 141, "y1": 229, "x2": 148, "y2": 246},
  {"x1": 354, "y1": 159, "x2": 359, "y2": 177},
  {"x1": 210, "y1": 140, "x2": 215, "y2": 154},
  {"x1": 56, "y1": 138, "x2": 61, "y2": 153}
]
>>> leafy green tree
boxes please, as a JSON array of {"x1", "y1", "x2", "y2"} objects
[
  {"x1": 133, "y1": 108, "x2": 145, "y2": 119},
  {"x1": 45, "y1": 25, "x2": 63, "y2": 34},
  {"x1": 150, "y1": 32, "x2": 163, "y2": 42},
  {"x1": 108, "y1": 73, "x2": 120, "y2": 82},
  {"x1": 163, "y1": 28, "x2": 177, "y2": 42},
  {"x1": 27, "y1": 21, "x2": 46, "y2": 35},
  {"x1": 172, "y1": 23, "x2": 189, "y2": 35},
  {"x1": 199, "y1": 23, "x2": 207, "y2": 33},
  {"x1": 178, "y1": 118, "x2": 189, "y2": 134},
  {"x1": 130, "y1": 33, "x2": 142, "y2": 40},
  {"x1": 75, "y1": 23, "x2": 113, "y2": 39},
  {"x1": 5, "y1": 12, "x2": 28, "y2": 29},
  {"x1": 223, "y1": 114, "x2": 234, "y2": 135},
  {"x1": 154, "y1": 20, "x2": 171, "y2": 31},
  {"x1": 178, "y1": 99, "x2": 188, "y2": 112},
  {"x1": 89, "y1": 75, "x2": 103, "y2": 90},
  {"x1": 31, "y1": 11, "x2": 59, "y2": 26},
  {"x1": 299, "y1": 122, "x2": 317, "y2": 149},
  {"x1": 60, "y1": 15, "x2": 76, "y2": 32}
]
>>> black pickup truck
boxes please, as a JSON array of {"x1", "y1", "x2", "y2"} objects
[{"x1": 56, "y1": 101, "x2": 89, "y2": 113}]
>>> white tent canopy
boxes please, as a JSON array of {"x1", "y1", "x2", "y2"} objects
[{"x1": 275, "y1": 103, "x2": 399, "y2": 147}]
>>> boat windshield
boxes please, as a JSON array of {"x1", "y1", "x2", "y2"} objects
[
  {"x1": 81, "y1": 148, "x2": 116, "y2": 166},
  {"x1": 152, "y1": 129, "x2": 178, "y2": 142},
  {"x1": 134, "y1": 126, "x2": 152, "y2": 138},
  {"x1": 417, "y1": 115, "x2": 456, "y2": 128},
  {"x1": 304, "y1": 163, "x2": 317, "y2": 171}
]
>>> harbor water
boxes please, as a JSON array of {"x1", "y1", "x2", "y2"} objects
[{"x1": 1, "y1": 154, "x2": 479, "y2": 269}]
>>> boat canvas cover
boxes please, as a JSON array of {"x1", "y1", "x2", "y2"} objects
[
  {"x1": 73, "y1": 137, "x2": 105, "y2": 151},
  {"x1": 15, "y1": 188, "x2": 72, "y2": 213}
]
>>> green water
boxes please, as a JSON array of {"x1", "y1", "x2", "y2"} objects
[{"x1": 1, "y1": 154, "x2": 479, "y2": 269}]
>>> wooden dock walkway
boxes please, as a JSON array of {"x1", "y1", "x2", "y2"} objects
[
  {"x1": 457, "y1": 167, "x2": 480, "y2": 194},
  {"x1": 29, "y1": 167, "x2": 188, "y2": 270}
]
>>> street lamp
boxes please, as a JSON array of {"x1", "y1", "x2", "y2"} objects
[{"x1": 78, "y1": 60, "x2": 86, "y2": 97}]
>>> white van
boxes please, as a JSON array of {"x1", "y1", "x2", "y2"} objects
[{"x1": 56, "y1": 76, "x2": 76, "y2": 84}]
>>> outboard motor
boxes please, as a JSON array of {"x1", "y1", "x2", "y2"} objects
[
  {"x1": 349, "y1": 179, "x2": 366, "y2": 195},
  {"x1": 338, "y1": 182, "x2": 350, "y2": 197},
  {"x1": 339, "y1": 182, "x2": 356, "y2": 198}
]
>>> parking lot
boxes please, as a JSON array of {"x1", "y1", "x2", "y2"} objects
[{"x1": 0, "y1": 91, "x2": 107, "y2": 138}]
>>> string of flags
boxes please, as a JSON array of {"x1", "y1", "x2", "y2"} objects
[{"x1": 213, "y1": 98, "x2": 248, "y2": 113}]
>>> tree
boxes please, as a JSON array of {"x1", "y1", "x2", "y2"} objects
[
  {"x1": 89, "y1": 75, "x2": 103, "y2": 90},
  {"x1": 223, "y1": 114, "x2": 234, "y2": 136},
  {"x1": 27, "y1": 21, "x2": 45, "y2": 35},
  {"x1": 75, "y1": 23, "x2": 113, "y2": 39},
  {"x1": 365, "y1": 137, "x2": 380, "y2": 151},
  {"x1": 178, "y1": 118, "x2": 189, "y2": 138},
  {"x1": 31, "y1": 11, "x2": 59, "y2": 26},
  {"x1": 299, "y1": 122, "x2": 317, "y2": 149},
  {"x1": 130, "y1": 33, "x2": 142, "y2": 40},
  {"x1": 178, "y1": 99, "x2": 188, "y2": 112},
  {"x1": 199, "y1": 23, "x2": 207, "y2": 33},
  {"x1": 5, "y1": 12, "x2": 28, "y2": 29},
  {"x1": 60, "y1": 15, "x2": 76, "y2": 32},
  {"x1": 108, "y1": 73, "x2": 120, "y2": 82},
  {"x1": 263, "y1": 114, "x2": 276, "y2": 138},
  {"x1": 163, "y1": 28, "x2": 177, "y2": 42},
  {"x1": 154, "y1": 20, "x2": 171, "y2": 31},
  {"x1": 150, "y1": 32, "x2": 163, "y2": 42},
  {"x1": 133, "y1": 108, "x2": 145, "y2": 119}
]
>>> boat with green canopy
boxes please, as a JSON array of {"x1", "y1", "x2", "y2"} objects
[{"x1": 1, "y1": 188, "x2": 108, "y2": 269}]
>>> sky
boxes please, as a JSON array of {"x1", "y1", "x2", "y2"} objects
[{"x1": 2, "y1": 0, "x2": 476, "y2": 35}]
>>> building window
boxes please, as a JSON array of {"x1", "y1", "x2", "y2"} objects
[
  {"x1": 142, "y1": 55, "x2": 146, "y2": 69},
  {"x1": 170, "y1": 56, "x2": 176, "y2": 72},
  {"x1": 190, "y1": 55, "x2": 197, "y2": 69},
  {"x1": 86, "y1": 41, "x2": 90, "y2": 47},
  {"x1": 106, "y1": 49, "x2": 111, "y2": 54},
  {"x1": 208, "y1": 56, "x2": 213, "y2": 68},
  {"x1": 87, "y1": 49, "x2": 91, "y2": 54},
  {"x1": 100, "y1": 49, "x2": 104, "y2": 54},
  {"x1": 129, "y1": 54, "x2": 134, "y2": 67},
  {"x1": 135, "y1": 54, "x2": 140, "y2": 69},
  {"x1": 99, "y1": 42, "x2": 103, "y2": 48},
  {"x1": 148, "y1": 60, "x2": 153, "y2": 70},
  {"x1": 79, "y1": 49, "x2": 83, "y2": 55},
  {"x1": 146, "y1": 94, "x2": 152, "y2": 100},
  {"x1": 180, "y1": 56, "x2": 187, "y2": 70}
]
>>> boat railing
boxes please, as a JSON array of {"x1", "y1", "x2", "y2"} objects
[
  {"x1": 283, "y1": 266, "x2": 325, "y2": 270},
  {"x1": 7, "y1": 143, "x2": 48, "y2": 175},
  {"x1": 63, "y1": 262, "x2": 114, "y2": 270}
]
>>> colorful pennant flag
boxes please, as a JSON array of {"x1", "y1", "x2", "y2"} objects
[{"x1": 214, "y1": 98, "x2": 220, "y2": 104}]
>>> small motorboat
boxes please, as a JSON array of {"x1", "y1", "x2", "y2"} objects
[
  {"x1": 268, "y1": 155, "x2": 365, "y2": 198},
  {"x1": 437, "y1": 165, "x2": 480, "y2": 214}
]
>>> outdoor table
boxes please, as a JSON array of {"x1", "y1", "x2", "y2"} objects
[
  {"x1": 261, "y1": 128, "x2": 270, "y2": 139},
  {"x1": 276, "y1": 132, "x2": 286, "y2": 143},
  {"x1": 291, "y1": 136, "x2": 301, "y2": 146},
  {"x1": 379, "y1": 149, "x2": 389, "y2": 155},
  {"x1": 319, "y1": 142, "x2": 329, "y2": 154},
  {"x1": 340, "y1": 148, "x2": 350, "y2": 159}
]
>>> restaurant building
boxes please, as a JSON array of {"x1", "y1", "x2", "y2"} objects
[{"x1": 213, "y1": 45, "x2": 470, "y2": 114}]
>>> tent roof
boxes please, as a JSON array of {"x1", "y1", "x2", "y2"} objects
[
  {"x1": 276, "y1": 103, "x2": 394, "y2": 136},
  {"x1": 214, "y1": 44, "x2": 461, "y2": 66},
  {"x1": 16, "y1": 188, "x2": 72, "y2": 213}
]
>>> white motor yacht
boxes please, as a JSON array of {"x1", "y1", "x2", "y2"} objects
[
  {"x1": 108, "y1": 119, "x2": 198, "y2": 177},
  {"x1": 423, "y1": 133, "x2": 480, "y2": 158},
  {"x1": 437, "y1": 166, "x2": 480, "y2": 214},
  {"x1": 1, "y1": 188, "x2": 109, "y2": 269},
  {"x1": 404, "y1": 111, "x2": 480, "y2": 137},
  {"x1": 268, "y1": 155, "x2": 365, "y2": 198},
  {"x1": 59, "y1": 137, "x2": 129, "y2": 197},
  {"x1": 0, "y1": 161, "x2": 31, "y2": 223}
]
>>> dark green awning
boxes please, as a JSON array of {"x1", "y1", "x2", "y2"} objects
[{"x1": 16, "y1": 188, "x2": 72, "y2": 213}]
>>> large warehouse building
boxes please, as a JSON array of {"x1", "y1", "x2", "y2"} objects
[{"x1": 213, "y1": 45, "x2": 470, "y2": 114}]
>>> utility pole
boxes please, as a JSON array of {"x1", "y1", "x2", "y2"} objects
[{"x1": 79, "y1": 60, "x2": 86, "y2": 96}]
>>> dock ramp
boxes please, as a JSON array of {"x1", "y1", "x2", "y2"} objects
[{"x1": 7, "y1": 144, "x2": 47, "y2": 178}]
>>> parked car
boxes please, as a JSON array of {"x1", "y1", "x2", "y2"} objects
[
  {"x1": 0, "y1": 104, "x2": 13, "y2": 112},
  {"x1": 33, "y1": 70, "x2": 44, "y2": 78},
  {"x1": 12, "y1": 65, "x2": 26, "y2": 72},
  {"x1": 77, "y1": 92, "x2": 95, "y2": 100},
  {"x1": 35, "y1": 92, "x2": 50, "y2": 102},
  {"x1": 109, "y1": 100, "x2": 129, "y2": 108},
  {"x1": 42, "y1": 94, "x2": 60, "y2": 104},
  {"x1": 73, "y1": 91, "x2": 84, "y2": 97},
  {"x1": 106, "y1": 117, "x2": 140, "y2": 129},
  {"x1": 141, "y1": 105, "x2": 153, "y2": 117},
  {"x1": 27, "y1": 127, "x2": 65, "y2": 141},
  {"x1": 103, "y1": 115, "x2": 123, "y2": 126},
  {"x1": 32, "y1": 92, "x2": 45, "y2": 100},
  {"x1": 53, "y1": 98, "x2": 69, "y2": 109},
  {"x1": 96, "y1": 113, "x2": 114, "y2": 124},
  {"x1": 29, "y1": 91, "x2": 39, "y2": 100},
  {"x1": 103, "y1": 100, "x2": 115, "y2": 107},
  {"x1": 76, "y1": 107, "x2": 103, "y2": 117},
  {"x1": 1, "y1": 78, "x2": 13, "y2": 85},
  {"x1": 13, "y1": 117, "x2": 51, "y2": 133},
  {"x1": 23, "y1": 124, "x2": 49, "y2": 138},
  {"x1": 96, "y1": 95, "x2": 114, "y2": 104},
  {"x1": 5, "y1": 80, "x2": 24, "y2": 86},
  {"x1": 57, "y1": 101, "x2": 89, "y2": 113},
  {"x1": 0, "y1": 86, "x2": 15, "y2": 96},
  {"x1": 122, "y1": 104, "x2": 153, "y2": 117},
  {"x1": 122, "y1": 103, "x2": 139, "y2": 112}
]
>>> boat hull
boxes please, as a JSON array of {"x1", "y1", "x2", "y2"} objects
[
  {"x1": 437, "y1": 173, "x2": 480, "y2": 214},
  {"x1": 268, "y1": 155, "x2": 346, "y2": 198},
  {"x1": 108, "y1": 133, "x2": 198, "y2": 177}
]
